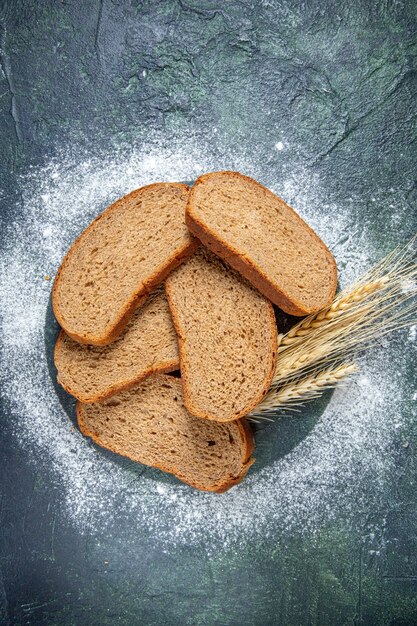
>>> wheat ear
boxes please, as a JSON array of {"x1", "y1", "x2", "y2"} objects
[
  {"x1": 250, "y1": 363, "x2": 358, "y2": 418},
  {"x1": 277, "y1": 234, "x2": 417, "y2": 353},
  {"x1": 277, "y1": 280, "x2": 384, "y2": 352},
  {"x1": 272, "y1": 236, "x2": 416, "y2": 386}
]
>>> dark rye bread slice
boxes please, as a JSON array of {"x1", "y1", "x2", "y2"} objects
[
  {"x1": 52, "y1": 183, "x2": 198, "y2": 346},
  {"x1": 165, "y1": 248, "x2": 277, "y2": 422},
  {"x1": 186, "y1": 171, "x2": 337, "y2": 316},
  {"x1": 77, "y1": 375, "x2": 255, "y2": 492},
  {"x1": 54, "y1": 289, "x2": 179, "y2": 403}
]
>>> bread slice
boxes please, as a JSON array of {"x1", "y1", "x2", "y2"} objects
[
  {"x1": 186, "y1": 171, "x2": 337, "y2": 316},
  {"x1": 54, "y1": 288, "x2": 179, "y2": 403},
  {"x1": 165, "y1": 248, "x2": 277, "y2": 422},
  {"x1": 77, "y1": 375, "x2": 255, "y2": 492},
  {"x1": 52, "y1": 183, "x2": 198, "y2": 346}
]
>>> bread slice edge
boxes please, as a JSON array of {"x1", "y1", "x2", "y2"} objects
[
  {"x1": 186, "y1": 171, "x2": 337, "y2": 316},
  {"x1": 54, "y1": 330, "x2": 180, "y2": 403},
  {"x1": 164, "y1": 279, "x2": 277, "y2": 422},
  {"x1": 52, "y1": 182, "x2": 199, "y2": 346},
  {"x1": 76, "y1": 399, "x2": 255, "y2": 493}
]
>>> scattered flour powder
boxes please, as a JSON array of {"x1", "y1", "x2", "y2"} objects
[{"x1": 0, "y1": 138, "x2": 414, "y2": 551}]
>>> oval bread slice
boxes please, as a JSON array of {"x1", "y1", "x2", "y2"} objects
[
  {"x1": 55, "y1": 289, "x2": 179, "y2": 403},
  {"x1": 165, "y1": 248, "x2": 277, "y2": 422},
  {"x1": 77, "y1": 375, "x2": 255, "y2": 492},
  {"x1": 186, "y1": 171, "x2": 337, "y2": 316},
  {"x1": 52, "y1": 183, "x2": 198, "y2": 346}
]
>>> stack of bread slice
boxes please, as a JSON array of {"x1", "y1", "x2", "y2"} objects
[{"x1": 53, "y1": 173, "x2": 337, "y2": 492}]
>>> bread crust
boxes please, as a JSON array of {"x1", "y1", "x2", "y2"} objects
[
  {"x1": 54, "y1": 330, "x2": 179, "y2": 403},
  {"x1": 52, "y1": 183, "x2": 199, "y2": 346},
  {"x1": 186, "y1": 171, "x2": 338, "y2": 316},
  {"x1": 76, "y1": 402, "x2": 255, "y2": 493},
  {"x1": 165, "y1": 276, "x2": 277, "y2": 423}
]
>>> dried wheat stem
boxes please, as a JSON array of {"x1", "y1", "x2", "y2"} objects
[
  {"x1": 273, "y1": 305, "x2": 372, "y2": 383},
  {"x1": 277, "y1": 279, "x2": 387, "y2": 352},
  {"x1": 277, "y1": 235, "x2": 417, "y2": 354},
  {"x1": 251, "y1": 363, "x2": 358, "y2": 416},
  {"x1": 251, "y1": 237, "x2": 415, "y2": 418},
  {"x1": 274, "y1": 305, "x2": 416, "y2": 387},
  {"x1": 271, "y1": 237, "x2": 416, "y2": 387}
]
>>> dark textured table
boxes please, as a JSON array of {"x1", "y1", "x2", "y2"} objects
[{"x1": 1, "y1": 2, "x2": 416, "y2": 625}]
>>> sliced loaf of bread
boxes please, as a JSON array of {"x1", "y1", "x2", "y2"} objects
[
  {"x1": 77, "y1": 375, "x2": 255, "y2": 492},
  {"x1": 186, "y1": 171, "x2": 337, "y2": 316},
  {"x1": 165, "y1": 248, "x2": 277, "y2": 422},
  {"x1": 55, "y1": 289, "x2": 179, "y2": 403},
  {"x1": 53, "y1": 183, "x2": 198, "y2": 346}
]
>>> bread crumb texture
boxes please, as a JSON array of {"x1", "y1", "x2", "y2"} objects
[
  {"x1": 54, "y1": 289, "x2": 179, "y2": 402},
  {"x1": 166, "y1": 248, "x2": 277, "y2": 422},
  {"x1": 53, "y1": 183, "x2": 196, "y2": 345},
  {"x1": 187, "y1": 171, "x2": 337, "y2": 315},
  {"x1": 77, "y1": 375, "x2": 254, "y2": 492}
]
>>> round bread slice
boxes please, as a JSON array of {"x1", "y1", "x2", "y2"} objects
[
  {"x1": 186, "y1": 171, "x2": 337, "y2": 316},
  {"x1": 52, "y1": 183, "x2": 198, "y2": 346},
  {"x1": 77, "y1": 375, "x2": 255, "y2": 493},
  {"x1": 165, "y1": 248, "x2": 277, "y2": 422},
  {"x1": 54, "y1": 289, "x2": 179, "y2": 403}
]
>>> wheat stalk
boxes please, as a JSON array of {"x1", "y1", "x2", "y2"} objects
[
  {"x1": 277, "y1": 234, "x2": 417, "y2": 353},
  {"x1": 274, "y1": 294, "x2": 415, "y2": 383},
  {"x1": 250, "y1": 363, "x2": 358, "y2": 418},
  {"x1": 272, "y1": 236, "x2": 416, "y2": 387},
  {"x1": 276, "y1": 280, "x2": 384, "y2": 352},
  {"x1": 249, "y1": 237, "x2": 416, "y2": 417}
]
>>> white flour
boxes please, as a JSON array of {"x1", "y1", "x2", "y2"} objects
[{"x1": 0, "y1": 138, "x2": 414, "y2": 551}]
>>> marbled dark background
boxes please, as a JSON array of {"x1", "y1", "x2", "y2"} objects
[{"x1": 0, "y1": 1, "x2": 417, "y2": 624}]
